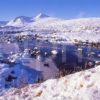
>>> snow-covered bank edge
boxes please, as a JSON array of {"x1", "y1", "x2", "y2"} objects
[{"x1": 0, "y1": 65, "x2": 100, "y2": 100}]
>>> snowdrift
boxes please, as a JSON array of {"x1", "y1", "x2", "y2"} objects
[{"x1": 0, "y1": 65, "x2": 100, "y2": 100}]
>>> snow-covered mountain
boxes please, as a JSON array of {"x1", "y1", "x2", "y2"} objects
[
  {"x1": 25, "y1": 17, "x2": 100, "y2": 33},
  {"x1": 6, "y1": 13, "x2": 50, "y2": 27},
  {"x1": 34, "y1": 13, "x2": 50, "y2": 20},
  {"x1": 0, "y1": 13, "x2": 100, "y2": 43},
  {"x1": 4, "y1": 14, "x2": 100, "y2": 35},
  {"x1": 6, "y1": 16, "x2": 33, "y2": 27},
  {"x1": 1, "y1": 14, "x2": 100, "y2": 34}
]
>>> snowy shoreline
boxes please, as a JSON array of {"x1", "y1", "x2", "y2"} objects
[{"x1": 0, "y1": 65, "x2": 100, "y2": 100}]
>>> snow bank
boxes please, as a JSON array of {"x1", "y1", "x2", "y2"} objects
[{"x1": 0, "y1": 65, "x2": 100, "y2": 100}]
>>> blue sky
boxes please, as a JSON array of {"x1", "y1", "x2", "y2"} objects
[{"x1": 0, "y1": 0, "x2": 100, "y2": 20}]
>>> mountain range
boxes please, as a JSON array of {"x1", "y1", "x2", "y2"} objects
[
  {"x1": 0, "y1": 13, "x2": 100, "y2": 33},
  {"x1": 0, "y1": 13, "x2": 100, "y2": 43},
  {"x1": 1, "y1": 13, "x2": 50, "y2": 27}
]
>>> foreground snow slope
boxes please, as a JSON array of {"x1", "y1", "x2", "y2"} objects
[{"x1": 0, "y1": 65, "x2": 100, "y2": 100}]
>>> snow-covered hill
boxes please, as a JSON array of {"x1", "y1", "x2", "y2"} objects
[
  {"x1": 0, "y1": 14, "x2": 100, "y2": 43},
  {"x1": 0, "y1": 65, "x2": 100, "y2": 100},
  {"x1": 6, "y1": 16, "x2": 33, "y2": 27},
  {"x1": 3, "y1": 14, "x2": 100, "y2": 34},
  {"x1": 24, "y1": 17, "x2": 100, "y2": 34},
  {"x1": 34, "y1": 13, "x2": 50, "y2": 20},
  {"x1": 6, "y1": 13, "x2": 50, "y2": 27}
]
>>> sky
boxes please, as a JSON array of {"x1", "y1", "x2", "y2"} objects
[{"x1": 0, "y1": 0, "x2": 100, "y2": 21}]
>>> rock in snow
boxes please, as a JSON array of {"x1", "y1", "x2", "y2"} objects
[{"x1": 0, "y1": 65, "x2": 100, "y2": 100}]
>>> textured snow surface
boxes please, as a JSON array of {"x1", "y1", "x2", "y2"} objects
[
  {"x1": 0, "y1": 65, "x2": 100, "y2": 100},
  {"x1": 0, "y1": 14, "x2": 100, "y2": 43},
  {"x1": 4, "y1": 16, "x2": 100, "y2": 43}
]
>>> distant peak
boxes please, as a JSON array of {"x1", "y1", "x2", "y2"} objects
[
  {"x1": 35, "y1": 13, "x2": 49, "y2": 19},
  {"x1": 12, "y1": 16, "x2": 33, "y2": 23}
]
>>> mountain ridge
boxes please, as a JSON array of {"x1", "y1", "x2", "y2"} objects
[
  {"x1": 0, "y1": 14, "x2": 100, "y2": 43},
  {"x1": 0, "y1": 13, "x2": 100, "y2": 28}
]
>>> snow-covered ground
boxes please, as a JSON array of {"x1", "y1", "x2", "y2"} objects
[
  {"x1": 0, "y1": 65, "x2": 100, "y2": 100},
  {"x1": 0, "y1": 13, "x2": 100, "y2": 100},
  {"x1": 0, "y1": 13, "x2": 100, "y2": 43}
]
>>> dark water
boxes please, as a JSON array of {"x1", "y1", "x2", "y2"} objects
[
  {"x1": 17, "y1": 39, "x2": 100, "y2": 72},
  {"x1": 0, "y1": 38, "x2": 100, "y2": 73}
]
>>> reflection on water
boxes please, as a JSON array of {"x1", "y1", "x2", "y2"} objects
[
  {"x1": 0, "y1": 36, "x2": 100, "y2": 89},
  {"x1": 0, "y1": 39, "x2": 99, "y2": 72}
]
